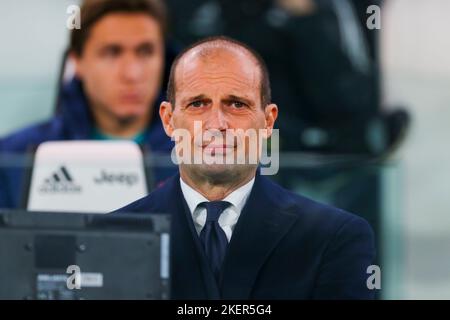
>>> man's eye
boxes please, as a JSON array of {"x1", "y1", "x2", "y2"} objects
[
  {"x1": 137, "y1": 46, "x2": 154, "y2": 57},
  {"x1": 103, "y1": 47, "x2": 121, "y2": 57},
  {"x1": 189, "y1": 101, "x2": 205, "y2": 108},
  {"x1": 231, "y1": 101, "x2": 246, "y2": 109}
]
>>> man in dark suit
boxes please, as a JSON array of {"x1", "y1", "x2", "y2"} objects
[{"x1": 116, "y1": 36, "x2": 376, "y2": 299}]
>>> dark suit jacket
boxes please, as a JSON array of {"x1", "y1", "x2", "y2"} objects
[{"x1": 116, "y1": 172, "x2": 376, "y2": 299}]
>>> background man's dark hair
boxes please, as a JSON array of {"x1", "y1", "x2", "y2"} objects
[
  {"x1": 70, "y1": 0, "x2": 167, "y2": 56},
  {"x1": 167, "y1": 36, "x2": 272, "y2": 108}
]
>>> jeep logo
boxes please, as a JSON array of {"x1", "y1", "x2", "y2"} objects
[{"x1": 93, "y1": 170, "x2": 138, "y2": 186}]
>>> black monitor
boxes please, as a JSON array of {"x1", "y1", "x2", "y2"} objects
[{"x1": 0, "y1": 210, "x2": 170, "y2": 300}]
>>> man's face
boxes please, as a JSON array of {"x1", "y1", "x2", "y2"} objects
[
  {"x1": 74, "y1": 13, "x2": 164, "y2": 122},
  {"x1": 160, "y1": 48, "x2": 278, "y2": 181}
]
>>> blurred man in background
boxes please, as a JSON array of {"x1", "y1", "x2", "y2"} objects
[{"x1": 0, "y1": 0, "x2": 176, "y2": 209}]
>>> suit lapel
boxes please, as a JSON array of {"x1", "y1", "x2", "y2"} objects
[
  {"x1": 220, "y1": 175, "x2": 299, "y2": 299},
  {"x1": 167, "y1": 176, "x2": 221, "y2": 299}
]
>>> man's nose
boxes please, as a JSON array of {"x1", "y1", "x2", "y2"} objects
[
  {"x1": 120, "y1": 55, "x2": 142, "y2": 82},
  {"x1": 205, "y1": 106, "x2": 228, "y2": 131}
]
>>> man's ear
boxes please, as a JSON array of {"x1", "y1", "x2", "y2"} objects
[
  {"x1": 264, "y1": 103, "x2": 278, "y2": 138},
  {"x1": 159, "y1": 101, "x2": 174, "y2": 137},
  {"x1": 70, "y1": 52, "x2": 83, "y2": 79}
]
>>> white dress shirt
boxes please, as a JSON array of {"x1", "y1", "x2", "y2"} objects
[{"x1": 179, "y1": 177, "x2": 255, "y2": 242}]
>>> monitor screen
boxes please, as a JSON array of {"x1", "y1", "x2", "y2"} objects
[{"x1": 0, "y1": 211, "x2": 170, "y2": 300}]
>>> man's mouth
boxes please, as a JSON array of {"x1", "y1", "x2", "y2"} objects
[
  {"x1": 120, "y1": 92, "x2": 144, "y2": 104},
  {"x1": 202, "y1": 144, "x2": 235, "y2": 155}
]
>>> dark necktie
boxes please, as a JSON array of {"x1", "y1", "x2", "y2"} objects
[{"x1": 199, "y1": 201, "x2": 230, "y2": 282}]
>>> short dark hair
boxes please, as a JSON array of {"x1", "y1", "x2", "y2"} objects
[
  {"x1": 70, "y1": 0, "x2": 167, "y2": 56},
  {"x1": 166, "y1": 36, "x2": 272, "y2": 108}
]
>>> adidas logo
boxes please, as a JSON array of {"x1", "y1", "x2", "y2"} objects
[{"x1": 39, "y1": 166, "x2": 82, "y2": 193}]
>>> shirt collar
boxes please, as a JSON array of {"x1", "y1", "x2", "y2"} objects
[{"x1": 179, "y1": 176, "x2": 255, "y2": 214}]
